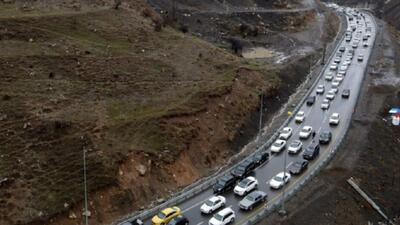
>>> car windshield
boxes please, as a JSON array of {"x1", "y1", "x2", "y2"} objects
[
  {"x1": 238, "y1": 179, "x2": 250, "y2": 188},
  {"x1": 274, "y1": 176, "x2": 284, "y2": 182},
  {"x1": 302, "y1": 127, "x2": 310, "y2": 132},
  {"x1": 236, "y1": 166, "x2": 245, "y2": 173},
  {"x1": 305, "y1": 149, "x2": 313, "y2": 154},
  {"x1": 273, "y1": 142, "x2": 282, "y2": 147},
  {"x1": 290, "y1": 141, "x2": 300, "y2": 147},
  {"x1": 214, "y1": 213, "x2": 224, "y2": 221},
  {"x1": 217, "y1": 179, "x2": 227, "y2": 186},
  {"x1": 205, "y1": 200, "x2": 214, "y2": 207},
  {"x1": 245, "y1": 195, "x2": 255, "y2": 202},
  {"x1": 292, "y1": 162, "x2": 301, "y2": 168},
  {"x1": 157, "y1": 212, "x2": 166, "y2": 219}
]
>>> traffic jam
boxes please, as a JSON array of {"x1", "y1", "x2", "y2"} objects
[{"x1": 122, "y1": 8, "x2": 376, "y2": 225}]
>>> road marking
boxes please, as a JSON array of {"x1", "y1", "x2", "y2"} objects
[
  {"x1": 235, "y1": 15, "x2": 376, "y2": 225},
  {"x1": 286, "y1": 161, "x2": 293, "y2": 169},
  {"x1": 182, "y1": 199, "x2": 207, "y2": 213},
  {"x1": 196, "y1": 222, "x2": 204, "y2": 225}
]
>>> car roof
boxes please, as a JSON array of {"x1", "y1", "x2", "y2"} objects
[
  {"x1": 276, "y1": 172, "x2": 288, "y2": 177},
  {"x1": 248, "y1": 190, "x2": 264, "y2": 198},
  {"x1": 291, "y1": 140, "x2": 301, "y2": 144},
  {"x1": 162, "y1": 207, "x2": 176, "y2": 215},
  {"x1": 332, "y1": 113, "x2": 339, "y2": 116},
  {"x1": 209, "y1": 196, "x2": 220, "y2": 202},
  {"x1": 221, "y1": 174, "x2": 234, "y2": 181},
  {"x1": 218, "y1": 208, "x2": 233, "y2": 216}
]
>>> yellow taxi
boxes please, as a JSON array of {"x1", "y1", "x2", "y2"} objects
[{"x1": 151, "y1": 206, "x2": 181, "y2": 225}]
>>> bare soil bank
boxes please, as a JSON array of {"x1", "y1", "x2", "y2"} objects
[{"x1": 0, "y1": 1, "x2": 338, "y2": 225}]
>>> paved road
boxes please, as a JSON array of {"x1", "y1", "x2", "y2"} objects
[{"x1": 131, "y1": 8, "x2": 376, "y2": 225}]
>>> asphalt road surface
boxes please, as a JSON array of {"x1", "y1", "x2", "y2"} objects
[{"x1": 140, "y1": 8, "x2": 376, "y2": 225}]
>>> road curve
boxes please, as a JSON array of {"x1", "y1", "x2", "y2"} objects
[{"x1": 117, "y1": 7, "x2": 377, "y2": 225}]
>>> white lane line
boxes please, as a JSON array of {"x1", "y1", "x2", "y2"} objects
[
  {"x1": 182, "y1": 199, "x2": 207, "y2": 213},
  {"x1": 286, "y1": 161, "x2": 293, "y2": 169},
  {"x1": 196, "y1": 222, "x2": 204, "y2": 225},
  {"x1": 318, "y1": 113, "x2": 328, "y2": 133}
]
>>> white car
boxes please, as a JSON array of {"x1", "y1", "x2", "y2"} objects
[
  {"x1": 334, "y1": 57, "x2": 341, "y2": 63},
  {"x1": 332, "y1": 80, "x2": 340, "y2": 88},
  {"x1": 340, "y1": 65, "x2": 348, "y2": 71},
  {"x1": 347, "y1": 52, "x2": 353, "y2": 59},
  {"x1": 269, "y1": 172, "x2": 291, "y2": 189},
  {"x1": 201, "y1": 196, "x2": 226, "y2": 214},
  {"x1": 270, "y1": 139, "x2": 286, "y2": 153},
  {"x1": 295, "y1": 111, "x2": 305, "y2": 123},
  {"x1": 316, "y1": 85, "x2": 325, "y2": 95},
  {"x1": 358, "y1": 54, "x2": 364, "y2": 61},
  {"x1": 363, "y1": 42, "x2": 369, "y2": 47},
  {"x1": 330, "y1": 63, "x2": 338, "y2": 71},
  {"x1": 321, "y1": 99, "x2": 330, "y2": 110},
  {"x1": 234, "y1": 176, "x2": 258, "y2": 196},
  {"x1": 326, "y1": 90, "x2": 336, "y2": 100},
  {"x1": 279, "y1": 127, "x2": 293, "y2": 140},
  {"x1": 299, "y1": 126, "x2": 313, "y2": 139},
  {"x1": 209, "y1": 207, "x2": 235, "y2": 225},
  {"x1": 335, "y1": 74, "x2": 344, "y2": 82},
  {"x1": 288, "y1": 140, "x2": 303, "y2": 154},
  {"x1": 325, "y1": 72, "x2": 334, "y2": 81},
  {"x1": 330, "y1": 88, "x2": 338, "y2": 94},
  {"x1": 338, "y1": 69, "x2": 346, "y2": 76},
  {"x1": 329, "y1": 113, "x2": 340, "y2": 125},
  {"x1": 343, "y1": 59, "x2": 351, "y2": 66}
]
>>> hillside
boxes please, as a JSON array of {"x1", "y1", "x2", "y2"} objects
[
  {"x1": 0, "y1": 0, "x2": 338, "y2": 225},
  {"x1": 0, "y1": 1, "x2": 281, "y2": 224}
]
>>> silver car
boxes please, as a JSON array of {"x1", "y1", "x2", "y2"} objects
[{"x1": 239, "y1": 191, "x2": 267, "y2": 211}]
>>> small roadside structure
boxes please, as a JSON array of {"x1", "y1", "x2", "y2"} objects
[{"x1": 388, "y1": 108, "x2": 400, "y2": 126}]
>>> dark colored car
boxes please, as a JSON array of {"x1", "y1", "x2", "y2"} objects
[
  {"x1": 342, "y1": 89, "x2": 350, "y2": 98},
  {"x1": 253, "y1": 151, "x2": 269, "y2": 166},
  {"x1": 122, "y1": 219, "x2": 143, "y2": 225},
  {"x1": 306, "y1": 96, "x2": 316, "y2": 106},
  {"x1": 319, "y1": 131, "x2": 332, "y2": 144},
  {"x1": 231, "y1": 159, "x2": 256, "y2": 179},
  {"x1": 167, "y1": 216, "x2": 189, "y2": 225},
  {"x1": 213, "y1": 175, "x2": 237, "y2": 194},
  {"x1": 303, "y1": 142, "x2": 320, "y2": 160},
  {"x1": 239, "y1": 190, "x2": 267, "y2": 211},
  {"x1": 288, "y1": 160, "x2": 309, "y2": 175}
]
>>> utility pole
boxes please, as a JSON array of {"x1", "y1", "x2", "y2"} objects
[
  {"x1": 259, "y1": 93, "x2": 263, "y2": 134},
  {"x1": 83, "y1": 148, "x2": 89, "y2": 225}
]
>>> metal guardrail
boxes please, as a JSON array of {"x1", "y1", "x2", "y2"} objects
[
  {"x1": 114, "y1": 8, "x2": 350, "y2": 225},
  {"x1": 242, "y1": 9, "x2": 378, "y2": 225}
]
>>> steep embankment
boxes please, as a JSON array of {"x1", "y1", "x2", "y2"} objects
[
  {"x1": 0, "y1": 1, "x2": 322, "y2": 225},
  {"x1": 0, "y1": 0, "x2": 339, "y2": 224}
]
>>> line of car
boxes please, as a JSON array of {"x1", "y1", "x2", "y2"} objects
[{"x1": 141, "y1": 9, "x2": 371, "y2": 225}]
